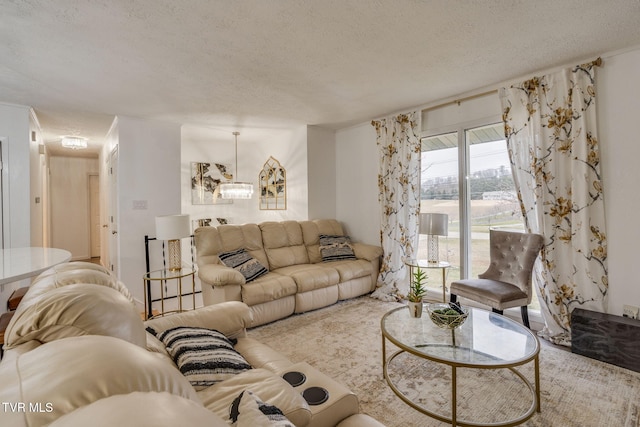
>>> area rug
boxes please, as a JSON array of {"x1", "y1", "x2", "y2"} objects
[{"x1": 248, "y1": 296, "x2": 640, "y2": 427}]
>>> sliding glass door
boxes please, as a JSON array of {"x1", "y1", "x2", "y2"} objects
[
  {"x1": 466, "y1": 124, "x2": 523, "y2": 277},
  {"x1": 419, "y1": 131, "x2": 460, "y2": 291},
  {"x1": 420, "y1": 123, "x2": 533, "y2": 308}
]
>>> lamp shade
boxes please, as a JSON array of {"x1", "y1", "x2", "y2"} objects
[
  {"x1": 155, "y1": 214, "x2": 191, "y2": 240},
  {"x1": 419, "y1": 213, "x2": 448, "y2": 236}
]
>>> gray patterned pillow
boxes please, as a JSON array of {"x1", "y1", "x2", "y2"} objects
[
  {"x1": 319, "y1": 234, "x2": 357, "y2": 262},
  {"x1": 219, "y1": 248, "x2": 269, "y2": 282}
]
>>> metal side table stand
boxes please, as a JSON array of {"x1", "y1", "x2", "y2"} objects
[{"x1": 143, "y1": 267, "x2": 196, "y2": 320}]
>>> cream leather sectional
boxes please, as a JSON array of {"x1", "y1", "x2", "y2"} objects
[
  {"x1": 0, "y1": 262, "x2": 385, "y2": 426},
  {"x1": 195, "y1": 219, "x2": 383, "y2": 327}
]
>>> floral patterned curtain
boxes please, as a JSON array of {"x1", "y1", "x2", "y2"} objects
[
  {"x1": 370, "y1": 112, "x2": 421, "y2": 301},
  {"x1": 500, "y1": 61, "x2": 607, "y2": 345}
]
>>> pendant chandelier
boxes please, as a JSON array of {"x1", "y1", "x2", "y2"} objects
[{"x1": 220, "y1": 131, "x2": 254, "y2": 199}]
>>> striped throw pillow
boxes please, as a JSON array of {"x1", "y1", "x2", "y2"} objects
[
  {"x1": 319, "y1": 235, "x2": 357, "y2": 262},
  {"x1": 155, "y1": 326, "x2": 252, "y2": 390},
  {"x1": 219, "y1": 248, "x2": 269, "y2": 282}
]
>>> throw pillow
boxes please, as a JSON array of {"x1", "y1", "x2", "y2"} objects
[
  {"x1": 155, "y1": 326, "x2": 252, "y2": 390},
  {"x1": 229, "y1": 390, "x2": 294, "y2": 427},
  {"x1": 318, "y1": 234, "x2": 357, "y2": 262},
  {"x1": 219, "y1": 248, "x2": 269, "y2": 282}
]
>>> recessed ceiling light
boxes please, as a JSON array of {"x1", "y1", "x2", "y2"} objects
[{"x1": 61, "y1": 136, "x2": 88, "y2": 150}]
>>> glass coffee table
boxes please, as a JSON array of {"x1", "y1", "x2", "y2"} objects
[{"x1": 381, "y1": 305, "x2": 540, "y2": 427}]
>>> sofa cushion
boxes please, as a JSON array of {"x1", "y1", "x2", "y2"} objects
[
  {"x1": 145, "y1": 301, "x2": 253, "y2": 340},
  {"x1": 260, "y1": 221, "x2": 309, "y2": 269},
  {"x1": 220, "y1": 248, "x2": 269, "y2": 282},
  {"x1": 300, "y1": 219, "x2": 348, "y2": 263},
  {"x1": 195, "y1": 224, "x2": 270, "y2": 270},
  {"x1": 351, "y1": 242, "x2": 384, "y2": 262},
  {"x1": 5, "y1": 284, "x2": 146, "y2": 350},
  {"x1": 241, "y1": 273, "x2": 297, "y2": 306},
  {"x1": 319, "y1": 235, "x2": 357, "y2": 262},
  {"x1": 49, "y1": 392, "x2": 229, "y2": 427},
  {"x1": 21, "y1": 268, "x2": 134, "y2": 308},
  {"x1": 220, "y1": 224, "x2": 271, "y2": 268},
  {"x1": 155, "y1": 326, "x2": 253, "y2": 390},
  {"x1": 234, "y1": 337, "x2": 293, "y2": 373},
  {"x1": 272, "y1": 264, "x2": 340, "y2": 293},
  {"x1": 324, "y1": 259, "x2": 373, "y2": 282},
  {"x1": 0, "y1": 336, "x2": 199, "y2": 427},
  {"x1": 145, "y1": 331, "x2": 174, "y2": 362},
  {"x1": 230, "y1": 390, "x2": 294, "y2": 427},
  {"x1": 199, "y1": 263, "x2": 247, "y2": 286},
  {"x1": 33, "y1": 260, "x2": 113, "y2": 284}
]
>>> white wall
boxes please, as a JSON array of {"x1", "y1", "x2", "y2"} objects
[
  {"x1": 49, "y1": 156, "x2": 99, "y2": 259},
  {"x1": 307, "y1": 125, "x2": 336, "y2": 220},
  {"x1": 598, "y1": 47, "x2": 640, "y2": 316},
  {"x1": 116, "y1": 116, "x2": 182, "y2": 306},
  {"x1": 335, "y1": 122, "x2": 380, "y2": 246},
  {"x1": 335, "y1": 46, "x2": 640, "y2": 316},
  {"x1": 0, "y1": 102, "x2": 31, "y2": 248},
  {"x1": 421, "y1": 92, "x2": 501, "y2": 132},
  {"x1": 28, "y1": 110, "x2": 45, "y2": 247},
  {"x1": 181, "y1": 125, "x2": 309, "y2": 226},
  {"x1": 0, "y1": 103, "x2": 31, "y2": 311}
]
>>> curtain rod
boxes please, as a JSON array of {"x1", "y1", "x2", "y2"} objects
[
  {"x1": 372, "y1": 57, "x2": 604, "y2": 120},
  {"x1": 421, "y1": 56, "x2": 603, "y2": 112},
  {"x1": 421, "y1": 89, "x2": 499, "y2": 112}
]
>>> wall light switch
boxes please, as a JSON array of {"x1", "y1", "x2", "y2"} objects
[{"x1": 133, "y1": 200, "x2": 148, "y2": 210}]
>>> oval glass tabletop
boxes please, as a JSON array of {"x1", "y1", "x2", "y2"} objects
[{"x1": 381, "y1": 305, "x2": 539, "y2": 367}]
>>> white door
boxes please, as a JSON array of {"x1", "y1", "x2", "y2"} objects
[
  {"x1": 108, "y1": 147, "x2": 119, "y2": 275},
  {"x1": 89, "y1": 174, "x2": 100, "y2": 258}
]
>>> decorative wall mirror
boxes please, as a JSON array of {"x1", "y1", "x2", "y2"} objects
[{"x1": 259, "y1": 156, "x2": 287, "y2": 210}]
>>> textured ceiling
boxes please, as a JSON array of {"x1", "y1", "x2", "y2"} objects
[{"x1": 2, "y1": 0, "x2": 640, "y2": 155}]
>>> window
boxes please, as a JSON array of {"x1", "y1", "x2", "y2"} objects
[{"x1": 419, "y1": 123, "x2": 539, "y2": 311}]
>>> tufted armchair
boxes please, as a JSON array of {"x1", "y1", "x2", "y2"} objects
[{"x1": 450, "y1": 229, "x2": 544, "y2": 328}]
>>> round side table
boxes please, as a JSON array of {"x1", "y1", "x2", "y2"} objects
[
  {"x1": 404, "y1": 259, "x2": 451, "y2": 303},
  {"x1": 143, "y1": 267, "x2": 196, "y2": 320}
]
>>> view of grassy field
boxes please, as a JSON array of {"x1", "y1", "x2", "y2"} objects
[{"x1": 416, "y1": 199, "x2": 541, "y2": 312}]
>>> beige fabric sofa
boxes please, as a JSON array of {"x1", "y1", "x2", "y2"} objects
[
  {"x1": 195, "y1": 219, "x2": 383, "y2": 327},
  {"x1": 0, "y1": 262, "x2": 384, "y2": 427}
]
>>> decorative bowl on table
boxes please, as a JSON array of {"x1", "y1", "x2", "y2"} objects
[{"x1": 427, "y1": 303, "x2": 469, "y2": 329}]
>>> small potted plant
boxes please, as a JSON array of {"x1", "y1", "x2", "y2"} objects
[{"x1": 407, "y1": 266, "x2": 428, "y2": 318}]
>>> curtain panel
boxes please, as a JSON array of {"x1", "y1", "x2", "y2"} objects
[
  {"x1": 500, "y1": 61, "x2": 608, "y2": 345},
  {"x1": 370, "y1": 112, "x2": 421, "y2": 301}
]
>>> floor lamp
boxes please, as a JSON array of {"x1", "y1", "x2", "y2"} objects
[
  {"x1": 155, "y1": 214, "x2": 191, "y2": 271},
  {"x1": 420, "y1": 213, "x2": 448, "y2": 264}
]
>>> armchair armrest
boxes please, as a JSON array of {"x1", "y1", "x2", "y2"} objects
[
  {"x1": 352, "y1": 242, "x2": 383, "y2": 262},
  {"x1": 144, "y1": 301, "x2": 253, "y2": 339},
  {"x1": 198, "y1": 263, "x2": 245, "y2": 287}
]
